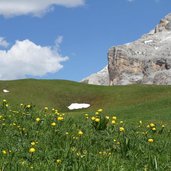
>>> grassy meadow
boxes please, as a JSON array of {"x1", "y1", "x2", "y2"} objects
[{"x1": 0, "y1": 79, "x2": 171, "y2": 170}]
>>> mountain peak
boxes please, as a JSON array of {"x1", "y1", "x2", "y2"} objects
[{"x1": 81, "y1": 13, "x2": 171, "y2": 86}]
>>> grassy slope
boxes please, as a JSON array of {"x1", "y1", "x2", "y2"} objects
[{"x1": 0, "y1": 79, "x2": 171, "y2": 122}]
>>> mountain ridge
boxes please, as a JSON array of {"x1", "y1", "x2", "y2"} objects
[{"x1": 82, "y1": 13, "x2": 171, "y2": 85}]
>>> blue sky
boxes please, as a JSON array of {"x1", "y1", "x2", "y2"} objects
[{"x1": 0, "y1": 0, "x2": 170, "y2": 81}]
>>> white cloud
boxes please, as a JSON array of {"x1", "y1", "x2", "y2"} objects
[
  {"x1": 0, "y1": 37, "x2": 9, "y2": 48},
  {"x1": 0, "y1": 38, "x2": 68, "y2": 80},
  {"x1": 0, "y1": 0, "x2": 85, "y2": 17}
]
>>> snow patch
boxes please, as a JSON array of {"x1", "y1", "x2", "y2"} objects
[
  {"x1": 3, "y1": 89, "x2": 10, "y2": 93},
  {"x1": 68, "y1": 103, "x2": 90, "y2": 110},
  {"x1": 144, "y1": 40, "x2": 153, "y2": 44}
]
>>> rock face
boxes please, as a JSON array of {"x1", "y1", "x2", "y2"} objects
[
  {"x1": 81, "y1": 66, "x2": 109, "y2": 85},
  {"x1": 81, "y1": 13, "x2": 171, "y2": 85},
  {"x1": 108, "y1": 13, "x2": 171, "y2": 85}
]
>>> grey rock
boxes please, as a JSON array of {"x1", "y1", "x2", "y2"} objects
[
  {"x1": 81, "y1": 13, "x2": 171, "y2": 86},
  {"x1": 108, "y1": 13, "x2": 171, "y2": 85},
  {"x1": 81, "y1": 66, "x2": 109, "y2": 85}
]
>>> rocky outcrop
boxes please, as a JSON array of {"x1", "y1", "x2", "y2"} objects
[
  {"x1": 81, "y1": 66, "x2": 109, "y2": 85},
  {"x1": 108, "y1": 13, "x2": 171, "y2": 85},
  {"x1": 81, "y1": 13, "x2": 171, "y2": 85}
]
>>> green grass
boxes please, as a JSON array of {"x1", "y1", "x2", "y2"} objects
[
  {"x1": 0, "y1": 79, "x2": 171, "y2": 122},
  {"x1": 0, "y1": 104, "x2": 171, "y2": 170},
  {"x1": 1, "y1": 79, "x2": 171, "y2": 170}
]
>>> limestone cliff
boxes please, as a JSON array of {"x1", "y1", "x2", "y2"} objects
[
  {"x1": 82, "y1": 13, "x2": 171, "y2": 85},
  {"x1": 81, "y1": 66, "x2": 109, "y2": 85},
  {"x1": 108, "y1": 13, "x2": 171, "y2": 85}
]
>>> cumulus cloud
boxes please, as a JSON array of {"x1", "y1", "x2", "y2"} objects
[
  {"x1": 0, "y1": 0, "x2": 85, "y2": 17},
  {"x1": 0, "y1": 38, "x2": 68, "y2": 80},
  {"x1": 0, "y1": 37, "x2": 9, "y2": 48}
]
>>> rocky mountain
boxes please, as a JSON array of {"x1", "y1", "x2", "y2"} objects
[
  {"x1": 82, "y1": 13, "x2": 171, "y2": 85},
  {"x1": 81, "y1": 66, "x2": 109, "y2": 85}
]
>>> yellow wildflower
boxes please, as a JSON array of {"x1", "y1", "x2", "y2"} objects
[
  {"x1": 2, "y1": 150, "x2": 7, "y2": 155},
  {"x1": 36, "y1": 118, "x2": 41, "y2": 122},
  {"x1": 97, "y1": 109, "x2": 103, "y2": 112},
  {"x1": 150, "y1": 123, "x2": 155, "y2": 127},
  {"x1": 91, "y1": 116, "x2": 95, "y2": 121},
  {"x1": 112, "y1": 120, "x2": 116, "y2": 124},
  {"x1": 26, "y1": 104, "x2": 31, "y2": 108},
  {"x1": 51, "y1": 122, "x2": 56, "y2": 126},
  {"x1": 152, "y1": 127, "x2": 156, "y2": 131},
  {"x1": 57, "y1": 116, "x2": 64, "y2": 121},
  {"x1": 105, "y1": 116, "x2": 110, "y2": 120},
  {"x1": 44, "y1": 107, "x2": 48, "y2": 111},
  {"x1": 148, "y1": 138, "x2": 154, "y2": 143},
  {"x1": 95, "y1": 118, "x2": 100, "y2": 122},
  {"x1": 3, "y1": 99, "x2": 7, "y2": 103},
  {"x1": 29, "y1": 147, "x2": 36, "y2": 153},
  {"x1": 78, "y1": 130, "x2": 83, "y2": 136},
  {"x1": 56, "y1": 159, "x2": 62, "y2": 164},
  {"x1": 112, "y1": 116, "x2": 117, "y2": 120},
  {"x1": 84, "y1": 114, "x2": 89, "y2": 117},
  {"x1": 31, "y1": 142, "x2": 36, "y2": 146},
  {"x1": 119, "y1": 127, "x2": 125, "y2": 132}
]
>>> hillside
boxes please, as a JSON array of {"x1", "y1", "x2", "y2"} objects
[{"x1": 0, "y1": 79, "x2": 171, "y2": 121}]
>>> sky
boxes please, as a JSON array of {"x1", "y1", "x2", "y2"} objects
[{"x1": 0, "y1": 0, "x2": 171, "y2": 81}]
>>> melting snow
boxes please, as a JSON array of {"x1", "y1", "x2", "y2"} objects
[
  {"x1": 3, "y1": 89, "x2": 10, "y2": 93},
  {"x1": 68, "y1": 103, "x2": 90, "y2": 110}
]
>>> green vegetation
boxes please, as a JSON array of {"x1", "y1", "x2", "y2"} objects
[
  {"x1": 0, "y1": 79, "x2": 171, "y2": 170},
  {"x1": 0, "y1": 102, "x2": 171, "y2": 170},
  {"x1": 0, "y1": 79, "x2": 171, "y2": 122}
]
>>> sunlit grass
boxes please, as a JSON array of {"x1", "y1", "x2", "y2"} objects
[{"x1": 0, "y1": 100, "x2": 171, "y2": 170}]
